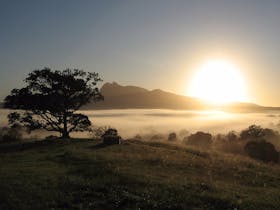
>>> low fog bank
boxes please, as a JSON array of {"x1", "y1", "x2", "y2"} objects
[
  {"x1": 1, "y1": 109, "x2": 280, "y2": 139},
  {"x1": 83, "y1": 109, "x2": 280, "y2": 139},
  {"x1": 2, "y1": 109, "x2": 280, "y2": 163}
]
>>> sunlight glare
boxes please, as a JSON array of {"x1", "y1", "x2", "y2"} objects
[{"x1": 188, "y1": 60, "x2": 247, "y2": 104}]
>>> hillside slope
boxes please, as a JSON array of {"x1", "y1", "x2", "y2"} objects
[{"x1": 0, "y1": 139, "x2": 280, "y2": 209}]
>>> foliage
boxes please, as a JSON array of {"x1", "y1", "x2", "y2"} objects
[
  {"x1": 240, "y1": 125, "x2": 280, "y2": 152},
  {"x1": 4, "y1": 68, "x2": 103, "y2": 138},
  {"x1": 0, "y1": 126, "x2": 22, "y2": 143},
  {"x1": 102, "y1": 128, "x2": 122, "y2": 145},
  {"x1": 240, "y1": 125, "x2": 266, "y2": 141},
  {"x1": 186, "y1": 131, "x2": 212, "y2": 149},
  {"x1": 244, "y1": 139, "x2": 279, "y2": 163},
  {"x1": 226, "y1": 131, "x2": 238, "y2": 142},
  {"x1": 213, "y1": 131, "x2": 243, "y2": 154},
  {"x1": 168, "y1": 132, "x2": 177, "y2": 141},
  {"x1": 90, "y1": 126, "x2": 111, "y2": 139}
]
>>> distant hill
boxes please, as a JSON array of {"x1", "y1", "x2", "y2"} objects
[
  {"x1": 84, "y1": 82, "x2": 278, "y2": 112},
  {"x1": 84, "y1": 82, "x2": 207, "y2": 110}
]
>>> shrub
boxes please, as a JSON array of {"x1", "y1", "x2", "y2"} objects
[
  {"x1": 91, "y1": 126, "x2": 111, "y2": 139},
  {"x1": 186, "y1": 131, "x2": 212, "y2": 149},
  {"x1": 168, "y1": 132, "x2": 177, "y2": 141},
  {"x1": 0, "y1": 126, "x2": 22, "y2": 143},
  {"x1": 102, "y1": 128, "x2": 122, "y2": 145},
  {"x1": 215, "y1": 133, "x2": 226, "y2": 142},
  {"x1": 182, "y1": 136, "x2": 188, "y2": 143},
  {"x1": 244, "y1": 139, "x2": 279, "y2": 163},
  {"x1": 240, "y1": 125, "x2": 265, "y2": 141},
  {"x1": 263, "y1": 128, "x2": 279, "y2": 139},
  {"x1": 226, "y1": 131, "x2": 238, "y2": 142}
]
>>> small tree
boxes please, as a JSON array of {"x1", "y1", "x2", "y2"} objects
[
  {"x1": 244, "y1": 139, "x2": 279, "y2": 163},
  {"x1": 168, "y1": 132, "x2": 177, "y2": 141},
  {"x1": 4, "y1": 68, "x2": 103, "y2": 138},
  {"x1": 240, "y1": 125, "x2": 265, "y2": 141},
  {"x1": 0, "y1": 126, "x2": 22, "y2": 142},
  {"x1": 102, "y1": 128, "x2": 122, "y2": 145},
  {"x1": 226, "y1": 131, "x2": 238, "y2": 142},
  {"x1": 186, "y1": 131, "x2": 212, "y2": 149}
]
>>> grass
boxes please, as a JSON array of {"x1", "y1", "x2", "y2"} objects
[{"x1": 0, "y1": 139, "x2": 280, "y2": 209}]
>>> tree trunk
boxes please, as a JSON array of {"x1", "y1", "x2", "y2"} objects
[
  {"x1": 62, "y1": 131, "x2": 70, "y2": 138},
  {"x1": 62, "y1": 111, "x2": 70, "y2": 138}
]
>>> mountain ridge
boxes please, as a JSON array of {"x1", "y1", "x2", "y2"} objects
[
  {"x1": 84, "y1": 82, "x2": 278, "y2": 112},
  {"x1": 85, "y1": 82, "x2": 206, "y2": 110}
]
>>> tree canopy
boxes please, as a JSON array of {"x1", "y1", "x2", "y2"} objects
[{"x1": 4, "y1": 68, "x2": 103, "y2": 138}]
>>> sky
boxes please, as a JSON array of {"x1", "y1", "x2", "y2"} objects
[{"x1": 1, "y1": 0, "x2": 280, "y2": 106}]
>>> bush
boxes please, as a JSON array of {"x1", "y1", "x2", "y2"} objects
[
  {"x1": 168, "y1": 132, "x2": 177, "y2": 141},
  {"x1": 102, "y1": 128, "x2": 122, "y2": 145},
  {"x1": 226, "y1": 131, "x2": 238, "y2": 142},
  {"x1": 244, "y1": 139, "x2": 279, "y2": 163},
  {"x1": 186, "y1": 132, "x2": 212, "y2": 149},
  {"x1": 91, "y1": 126, "x2": 111, "y2": 139},
  {"x1": 214, "y1": 133, "x2": 226, "y2": 142},
  {"x1": 0, "y1": 126, "x2": 22, "y2": 143},
  {"x1": 240, "y1": 125, "x2": 265, "y2": 141}
]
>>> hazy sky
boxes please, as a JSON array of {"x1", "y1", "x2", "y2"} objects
[{"x1": 1, "y1": 0, "x2": 280, "y2": 106}]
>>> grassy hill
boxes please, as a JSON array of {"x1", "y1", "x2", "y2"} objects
[{"x1": 0, "y1": 139, "x2": 280, "y2": 210}]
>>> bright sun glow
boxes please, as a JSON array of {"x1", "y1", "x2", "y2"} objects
[{"x1": 188, "y1": 60, "x2": 247, "y2": 104}]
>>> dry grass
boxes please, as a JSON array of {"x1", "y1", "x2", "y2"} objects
[{"x1": 0, "y1": 138, "x2": 279, "y2": 209}]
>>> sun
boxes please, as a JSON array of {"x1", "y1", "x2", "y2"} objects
[{"x1": 188, "y1": 60, "x2": 247, "y2": 104}]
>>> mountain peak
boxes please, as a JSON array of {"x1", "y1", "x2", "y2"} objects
[
  {"x1": 101, "y1": 82, "x2": 120, "y2": 88},
  {"x1": 100, "y1": 82, "x2": 148, "y2": 97}
]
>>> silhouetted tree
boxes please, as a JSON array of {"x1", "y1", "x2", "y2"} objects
[
  {"x1": 240, "y1": 125, "x2": 265, "y2": 141},
  {"x1": 102, "y1": 128, "x2": 122, "y2": 144},
  {"x1": 4, "y1": 68, "x2": 103, "y2": 138},
  {"x1": 168, "y1": 132, "x2": 177, "y2": 141},
  {"x1": 262, "y1": 128, "x2": 279, "y2": 139},
  {"x1": 244, "y1": 139, "x2": 279, "y2": 163},
  {"x1": 240, "y1": 125, "x2": 280, "y2": 144},
  {"x1": 90, "y1": 126, "x2": 111, "y2": 139},
  {"x1": 186, "y1": 131, "x2": 212, "y2": 149},
  {"x1": 0, "y1": 126, "x2": 22, "y2": 142},
  {"x1": 226, "y1": 131, "x2": 238, "y2": 142}
]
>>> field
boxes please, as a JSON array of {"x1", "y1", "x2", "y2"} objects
[{"x1": 0, "y1": 139, "x2": 280, "y2": 210}]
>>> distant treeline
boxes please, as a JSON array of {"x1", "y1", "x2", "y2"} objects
[{"x1": 130, "y1": 124, "x2": 280, "y2": 164}]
